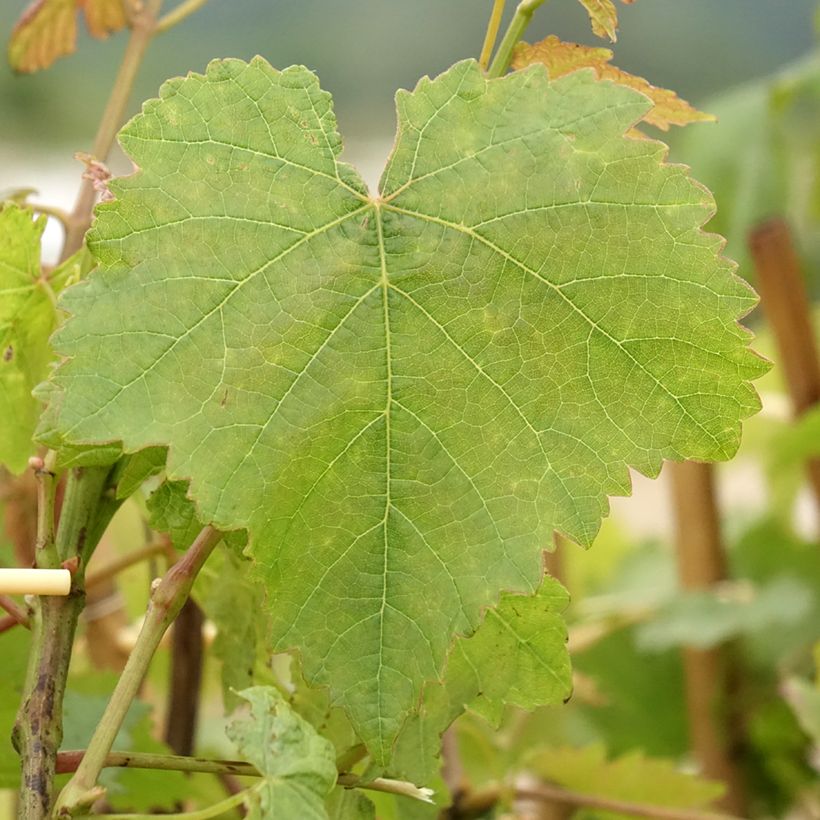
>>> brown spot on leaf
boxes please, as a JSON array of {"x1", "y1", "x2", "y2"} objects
[{"x1": 3, "y1": 345, "x2": 13, "y2": 362}]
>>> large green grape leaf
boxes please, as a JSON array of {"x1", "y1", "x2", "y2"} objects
[
  {"x1": 227, "y1": 687, "x2": 337, "y2": 820},
  {"x1": 43, "y1": 57, "x2": 764, "y2": 763}
]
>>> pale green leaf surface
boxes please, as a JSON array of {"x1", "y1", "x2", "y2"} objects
[
  {"x1": 45, "y1": 58, "x2": 764, "y2": 762},
  {"x1": 227, "y1": 686, "x2": 337, "y2": 820},
  {"x1": 0, "y1": 204, "x2": 72, "y2": 473},
  {"x1": 525, "y1": 745, "x2": 724, "y2": 817}
]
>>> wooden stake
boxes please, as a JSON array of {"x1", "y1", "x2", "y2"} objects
[
  {"x1": 748, "y1": 218, "x2": 820, "y2": 511},
  {"x1": 667, "y1": 461, "x2": 746, "y2": 816}
]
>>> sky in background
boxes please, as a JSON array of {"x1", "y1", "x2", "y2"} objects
[
  {"x1": 0, "y1": 0, "x2": 818, "y2": 255},
  {"x1": 1, "y1": 0, "x2": 818, "y2": 146}
]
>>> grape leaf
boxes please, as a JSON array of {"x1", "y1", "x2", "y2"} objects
[
  {"x1": 8, "y1": 0, "x2": 126, "y2": 73},
  {"x1": 459, "y1": 577, "x2": 570, "y2": 725},
  {"x1": 227, "y1": 686, "x2": 337, "y2": 820},
  {"x1": 393, "y1": 577, "x2": 571, "y2": 783},
  {"x1": 44, "y1": 57, "x2": 765, "y2": 763},
  {"x1": 0, "y1": 204, "x2": 77, "y2": 473},
  {"x1": 147, "y1": 479, "x2": 203, "y2": 551},
  {"x1": 524, "y1": 744, "x2": 724, "y2": 817},
  {"x1": 513, "y1": 36, "x2": 715, "y2": 132}
]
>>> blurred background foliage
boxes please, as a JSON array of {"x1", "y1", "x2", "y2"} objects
[{"x1": 2, "y1": 1, "x2": 820, "y2": 818}]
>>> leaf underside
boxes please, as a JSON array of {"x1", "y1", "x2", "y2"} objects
[{"x1": 44, "y1": 57, "x2": 764, "y2": 763}]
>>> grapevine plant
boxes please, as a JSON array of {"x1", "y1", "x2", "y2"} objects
[{"x1": 0, "y1": 0, "x2": 768, "y2": 817}]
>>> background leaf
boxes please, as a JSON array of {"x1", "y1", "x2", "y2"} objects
[
  {"x1": 513, "y1": 36, "x2": 715, "y2": 131},
  {"x1": 0, "y1": 204, "x2": 75, "y2": 473},
  {"x1": 524, "y1": 744, "x2": 725, "y2": 818},
  {"x1": 8, "y1": 0, "x2": 126, "y2": 73}
]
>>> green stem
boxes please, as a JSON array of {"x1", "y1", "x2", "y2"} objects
[
  {"x1": 94, "y1": 788, "x2": 251, "y2": 820},
  {"x1": 486, "y1": 0, "x2": 548, "y2": 78},
  {"x1": 156, "y1": 0, "x2": 211, "y2": 33},
  {"x1": 53, "y1": 526, "x2": 223, "y2": 817},
  {"x1": 60, "y1": 0, "x2": 164, "y2": 261},
  {"x1": 0, "y1": 594, "x2": 30, "y2": 628},
  {"x1": 29, "y1": 202, "x2": 72, "y2": 232},
  {"x1": 479, "y1": 0, "x2": 507, "y2": 71},
  {"x1": 55, "y1": 750, "x2": 435, "y2": 804},
  {"x1": 13, "y1": 465, "x2": 116, "y2": 820},
  {"x1": 33, "y1": 454, "x2": 59, "y2": 569}
]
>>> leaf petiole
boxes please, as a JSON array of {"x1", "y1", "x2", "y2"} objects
[
  {"x1": 156, "y1": 0, "x2": 211, "y2": 34},
  {"x1": 487, "y1": 0, "x2": 548, "y2": 78},
  {"x1": 479, "y1": 0, "x2": 507, "y2": 70}
]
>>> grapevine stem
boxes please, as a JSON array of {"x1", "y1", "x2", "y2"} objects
[
  {"x1": 486, "y1": 0, "x2": 548, "y2": 78},
  {"x1": 53, "y1": 526, "x2": 223, "y2": 817},
  {"x1": 0, "y1": 593, "x2": 31, "y2": 628},
  {"x1": 516, "y1": 784, "x2": 740, "y2": 820},
  {"x1": 13, "y1": 465, "x2": 115, "y2": 819},
  {"x1": 60, "y1": 0, "x2": 164, "y2": 260},
  {"x1": 33, "y1": 453, "x2": 59, "y2": 569},
  {"x1": 55, "y1": 750, "x2": 434, "y2": 804},
  {"x1": 93, "y1": 788, "x2": 249, "y2": 820},
  {"x1": 29, "y1": 202, "x2": 72, "y2": 231},
  {"x1": 479, "y1": 0, "x2": 507, "y2": 70},
  {"x1": 156, "y1": 0, "x2": 211, "y2": 34},
  {"x1": 85, "y1": 540, "x2": 174, "y2": 590}
]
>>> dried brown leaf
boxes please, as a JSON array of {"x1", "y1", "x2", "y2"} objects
[
  {"x1": 513, "y1": 36, "x2": 715, "y2": 131},
  {"x1": 8, "y1": 0, "x2": 126, "y2": 73}
]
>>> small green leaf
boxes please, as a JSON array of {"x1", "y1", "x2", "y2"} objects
[
  {"x1": 147, "y1": 480, "x2": 203, "y2": 551},
  {"x1": 227, "y1": 686, "x2": 338, "y2": 820},
  {"x1": 0, "y1": 204, "x2": 76, "y2": 473},
  {"x1": 45, "y1": 57, "x2": 765, "y2": 763},
  {"x1": 393, "y1": 577, "x2": 570, "y2": 782},
  {"x1": 113, "y1": 446, "x2": 167, "y2": 499}
]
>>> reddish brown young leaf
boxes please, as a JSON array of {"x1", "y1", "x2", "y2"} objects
[
  {"x1": 8, "y1": 0, "x2": 126, "y2": 73},
  {"x1": 513, "y1": 36, "x2": 715, "y2": 131},
  {"x1": 576, "y1": 0, "x2": 638, "y2": 41},
  {"x1": 80, "y1": 0, "x2": 127, "y2": 38},
  {"x1": 577, "y1": 0, "x2": 619, "y2": 41}
]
